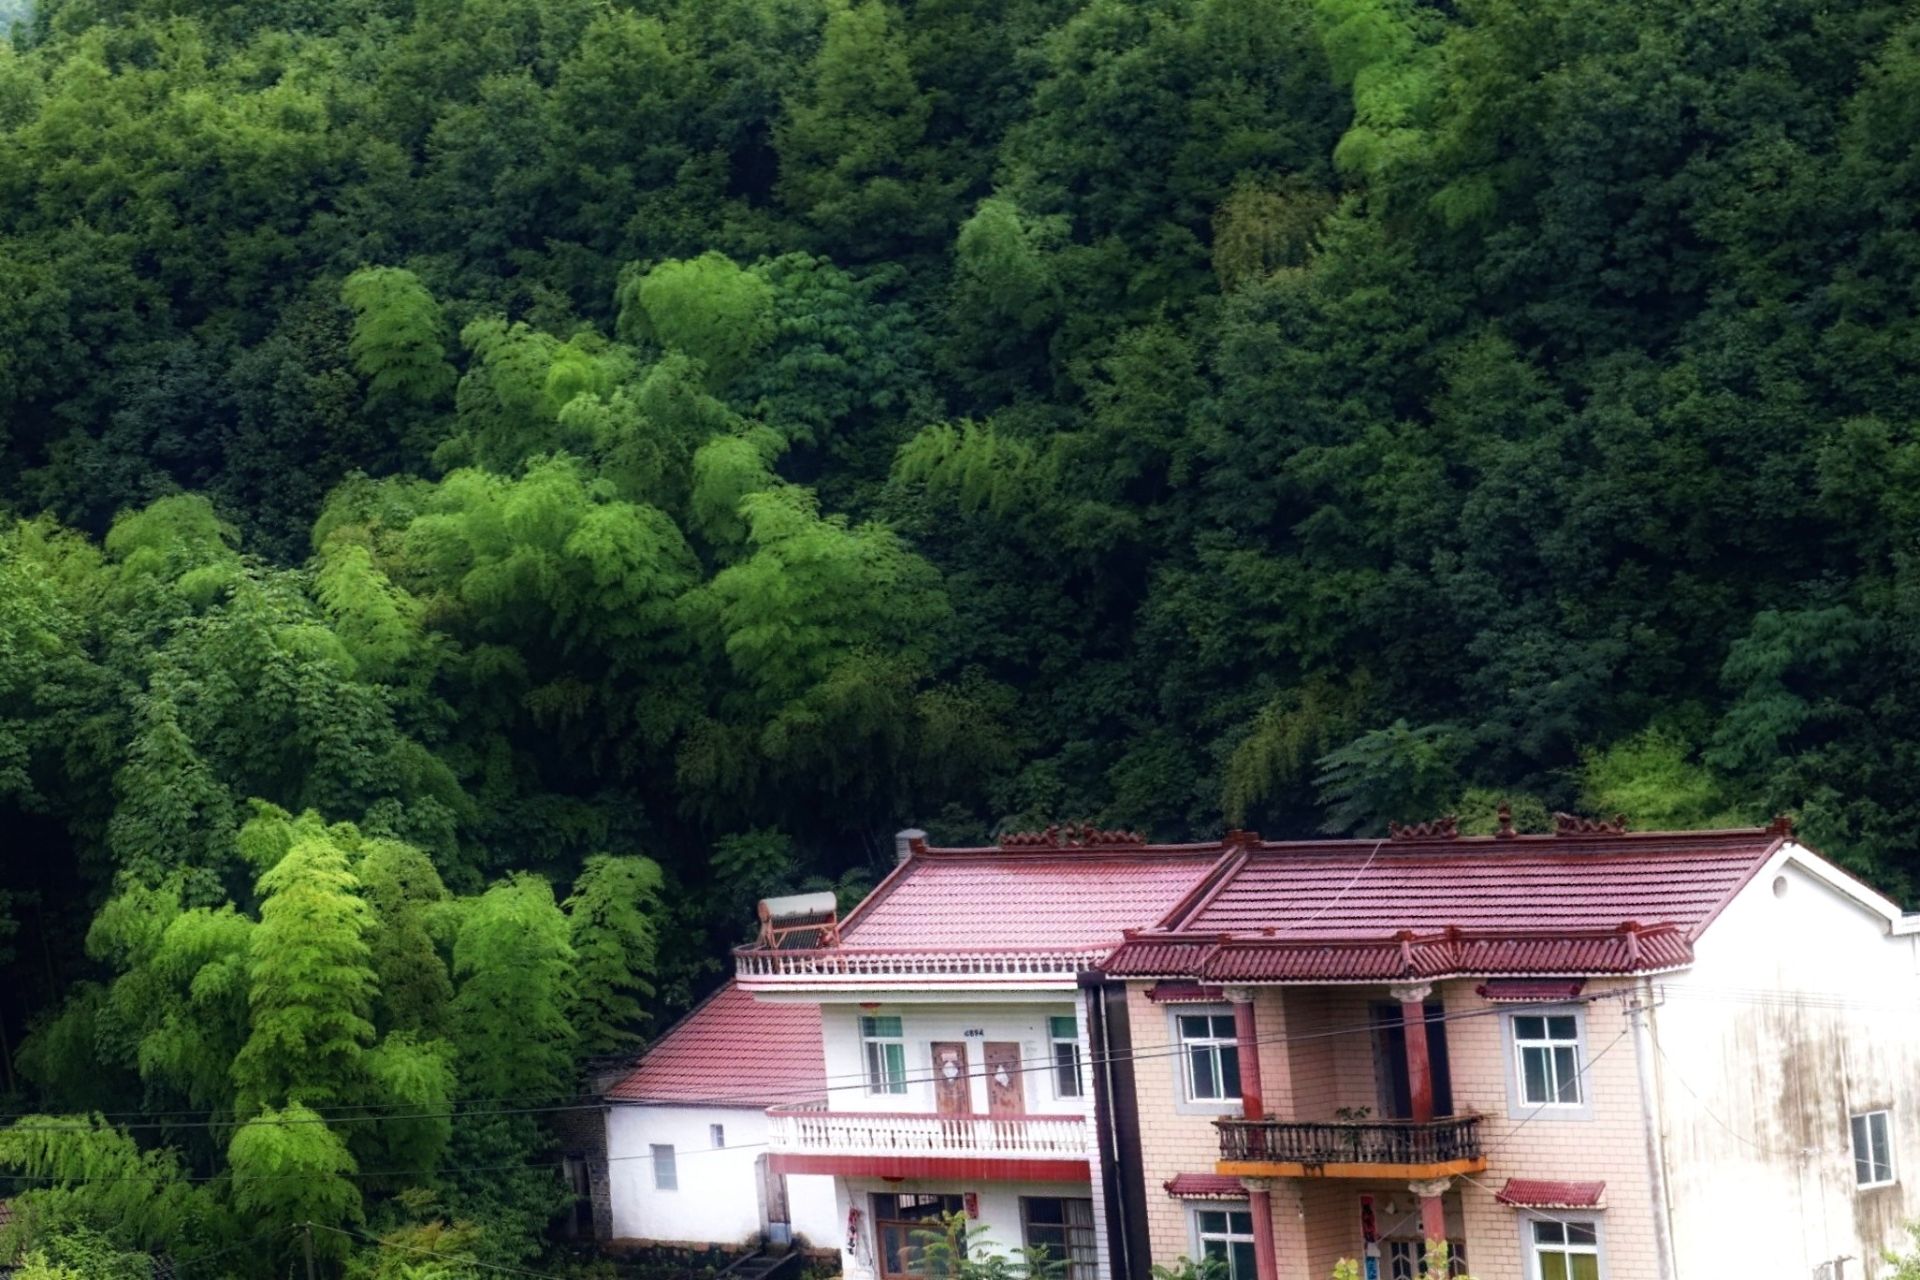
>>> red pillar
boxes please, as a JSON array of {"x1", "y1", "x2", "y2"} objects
[
  {"x1": 1228, "y1": 990, "x2": 1279, "y2": 1280},
  {"x1": 1418, "y1": 1193, "x2": 1447, "y2": 1249},
  {"x1": 1400, "y1": 1000, "x2": 1434, "y2": 1124},
  {"x1": 1232, "y1": 995, "x2": 1265, "y2": 1121}
]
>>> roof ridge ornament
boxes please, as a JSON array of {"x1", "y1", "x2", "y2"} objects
[
  {"x1": 1553, "y1": 811, "x2": 1629, "y2": 836},
  {"x1": 997, "y1": 821, "x2": 1148, "y2": 849},
  {"x1": 1388, "y1": 815, "x2": 1458, "y2": 842},
  {"x1": 1767, "y1": 813, "x2": 1795, "y2": 837},
  {"x1": 1494, "y1": 802, "x2": 1517, "y2": 839}
]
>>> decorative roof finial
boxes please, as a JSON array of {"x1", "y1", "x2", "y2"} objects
[
  {"x1": 1494, "y1": 802, "x2": 1517, "y2": 840},
  {"x1": 1388, "y1": 815, "x2": 1459, "y2": 842},
  {"x1": 1767, "y1": 813, "x2": 1795, "y2": 837},
  {"x1": 1554, "y1": 812, "x2": 1629, "y2": 836}
]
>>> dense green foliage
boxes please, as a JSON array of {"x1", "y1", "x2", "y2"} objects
[{"x1": 9, "y1": 0, "x2": 1920, "y2": 1266}]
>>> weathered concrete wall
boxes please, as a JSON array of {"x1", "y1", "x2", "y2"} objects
[{"x1": 1657, "y1": 846, "x2": 1920, "y2": 1279}]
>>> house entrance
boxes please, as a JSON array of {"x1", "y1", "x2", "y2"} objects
[
  {"x1": 1368, "y1": 1003, "x2": 1453, "y2": 1118},
  {"x1": 932, "y1": 1042, "x2": 970, "y2": 1115},
  {"x1": 873, "y1": 1192, "x2": 965, "y2": 1280}
]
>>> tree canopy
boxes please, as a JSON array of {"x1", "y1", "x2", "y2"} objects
[{"x1": 8, "y1": 0, "x2": 1920, "y2": 1265}]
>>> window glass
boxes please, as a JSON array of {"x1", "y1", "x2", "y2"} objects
[
  {"x1": 1179, "y1": 1010, "x2": 1242, "y2": 1103},
  {"x1": 862, "y1": 1015, "x2": 909, "y2": 1095},
  {"x1": 1195, "y1": 1207, "x2": 1257, "y2": 1280},
  {"x1": 651, "y1": 1143, "x2": 677, "y2": 1191},
  {"x1": 1050, "y1": 1014, "x2": 1084, "y2": 1098},
  {"x1": 710, "y1": 1123, "x2": 725, "y2": 1148},
  {"x1": 875, "y1": 1194, "x2": 964, "y2": 1278},
  {"x1": 1530, "y1": 1220, "x2": 1599, "y2": 1280},
  {"x1": 1023, "y1": 1197, "x2": 1095, "y2": 1280},
  {"x1": 1853, "y1": 1110, "x2": 1896, "y2": 1186},
  {"x1": 1512, "y1": 1012, "x2": 1584, "y2": 1108}
]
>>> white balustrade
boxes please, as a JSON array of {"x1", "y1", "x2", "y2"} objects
[
  {"x1": 767, "y1": 1106, "x2": 1090, "y2": 1160},
  {"x1": 736, "y1": 948, "x2": 1109, "y2": 985}
]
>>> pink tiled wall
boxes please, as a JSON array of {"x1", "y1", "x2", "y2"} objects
[{"x1": 1126, "y1": 979, "x2": 1665, "y2": 1280}]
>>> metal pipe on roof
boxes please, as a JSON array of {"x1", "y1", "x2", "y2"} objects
[{"x1": 893, "y1": 828, "x2": 927, "y2": 864}]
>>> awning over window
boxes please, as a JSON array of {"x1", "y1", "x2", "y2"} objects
[
  {"x1": 1496, "y1": 1179, "x2": 1605, "y2": 1209},
  {"x1": 1147, "y1": 981, "x2": 1227, "y2": 1004},
  {"x1": 1164, "y1": 1173, "x2": 1247, "y2": 1200},
  {"x1": 1475, "y1": 979, "x2": 1586, "y2": 1003}
]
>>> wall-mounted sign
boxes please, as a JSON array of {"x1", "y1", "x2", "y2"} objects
[{"x1": 963, "y1": 1028, "x2": 986, "y2": 1037}]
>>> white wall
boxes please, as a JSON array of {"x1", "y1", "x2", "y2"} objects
[
  {"x1": 820, "y1": 1000, "x2": 1089, "y2": 1116},
  {"x1": 607, "y1": 1104, "x2": 776, "y2": 1245},
  {"x1": 1656, "y1": 847, "x2": 1920, "y2": 1279}
]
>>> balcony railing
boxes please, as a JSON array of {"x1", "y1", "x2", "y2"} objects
[
  {"x1": 736, "y1": 947, "x2": 1107, "y2": 986},
  {"x1": 768, "y1": 1106, "x2": 1090, "y2": 1160},
  {"x1": 1216, "y1": 1116, "x2": 1483, "y2": 1168}
]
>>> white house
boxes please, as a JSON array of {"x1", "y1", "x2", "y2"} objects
[{"x1": 603, "y1": 980, "x2": 840, "y2": 1249}]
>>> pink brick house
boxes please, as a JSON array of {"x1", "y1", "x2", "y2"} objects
[{"x1": 636, "y1": 817, "x2": 1920, "y2": 1280}]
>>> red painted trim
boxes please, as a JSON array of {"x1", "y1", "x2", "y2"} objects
[
  {"x1": 769, "y1": 1154, "x2": 1092, "y2": 1182},
  {"x1": 767, "y1": 1109, "x2": 1080, "y2": 1122}
]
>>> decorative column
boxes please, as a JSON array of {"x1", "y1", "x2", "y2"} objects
[
  {"x1": 1223, "y1": 987, "x2": 1278, "y2": 1280},
  {"x1": 1388, "y1": 982, "x2": 1443, "y2": 1246},
  {"x1": 1387, "y1": 981, "x2": 1435, "y2": 1124},
  {"x1": 1407, "y1": 1178, "x2": 1452, "y2": 1250}
]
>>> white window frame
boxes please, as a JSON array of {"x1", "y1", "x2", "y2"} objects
[
  {"x1": 1169, "y1": 1005, "x2": 1242, "y2": 1113},
  {"x1": 1502, "y1": 1006, "x2": 1592, "y2": 1121},
  {"x1": 1050, "y1": 1013, "x2": 1085, "y2": 1100},
  {"x1": 1853, "y1": 1109, "x2": 1896, "y2": 1188},
  {"x1": 651, "y1": 1143, "x2": 678, "y2": 1191},
  {"x1": 1519, "y1": 1217, "x2": 1604, "y2": 1280},
  {"x1": 861, "y1": 1014, "x2": 909, "y2": 1096},
  {"x1": 1189, "y1": 1203, "x2": 1258, "y2": 1280}
]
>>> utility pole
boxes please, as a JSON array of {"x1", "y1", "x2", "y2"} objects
[{"x1": 302, "y1": 1222, "x2": 317, "y2": 1280}]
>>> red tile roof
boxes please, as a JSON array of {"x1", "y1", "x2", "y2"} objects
[
  {"x1": 605, "y1": 981, "x2": 824, "y2": 1108},
  {"x1": 832, "y1": 847, "x2": 1223, "y2": 953},
  {"x1": 1105, "y1": 828, "x2": 1788, "y2": 982},
  {"x1": 1496, "y1": 1178, "x2": 1606, "y2": 1209},
  {"x1": 1164, "y1": 1173, "x2": 1248, "y2": 1200}
]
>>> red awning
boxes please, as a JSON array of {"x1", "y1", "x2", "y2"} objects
[
  {"x1": 1147, "y1": 981, "x2": 1227, "y2": 1004},
  {"x1": 1164, "y1": 1173, "x2": 1247, "y2": 1200},
  {"x1": 1496, "y1": 1179, "x2": 1606, "y2": 1209},
  {"x1": 1476, "y1": 979, "x2": 1586, "y2": 1003}
]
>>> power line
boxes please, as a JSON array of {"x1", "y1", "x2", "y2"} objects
[{"x1": 0, "y1": 993, "x2": 1623, "y2": 1132}]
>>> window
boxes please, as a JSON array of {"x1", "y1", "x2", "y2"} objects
[
  {"x1": 1512, "y1": 1013, "x2": 1583, "y2": 1108},
  {"x1": 1853, "y1": 1110, "x2": 1895, "y2": 1187},
  {"x1": 710, "y1": 1123, "x2": 726, "y2": 1149},
  {"x1": 1194, "y1": 1207, "x2": 1257, "y2": 1280},
  {"x1": 874, "y1": 1194, "x2": 964, "y2": 1280},
  {"x1": 862, "y1": 1015, "x2": 909, "y2": 1095},
  {"x1": 1178, "y1": 1010, "x2": 1241, "y2": 1103},
  {"x1": 651, "y1": 1143, "x2": 678, "y2": 1191},
  {"x1": 1527, "y1": 1220, "x2": 1599, "y2": 1280},
  {"x1": 1050, "y1": 1015, "x2": 1084, "y2": 1099},
  {"x1": 1386, "y1": 1240, "x2": 1468, "y2": 1279},
  {"x1": 1022, "y1": 1197, "x2": 1096, "y2": 1280}
]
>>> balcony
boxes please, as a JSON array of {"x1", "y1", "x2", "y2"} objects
[
  {"x1": 735, "y1": 947, "x2": 1107, "y2": 992},
  {"x1": 1215, "y1": 1116, "x2": 1487, "y2": 1180},
  {"x1": 766, "y1": 1106, "x2": 1092, "y2": 1182}
]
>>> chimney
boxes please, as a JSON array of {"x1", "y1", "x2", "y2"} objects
[{"x1": 894, "y1": 828, "x2": 928, "y2": 865}]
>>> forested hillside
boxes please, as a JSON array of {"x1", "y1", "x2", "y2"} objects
[{"x1": 6, "y1": 0, "x2": 1920, "y2": 1265}]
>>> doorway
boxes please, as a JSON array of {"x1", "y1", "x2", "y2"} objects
[{"x1": 1369, "y1": 1003, "x2": 1453, "y2": 1118}]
